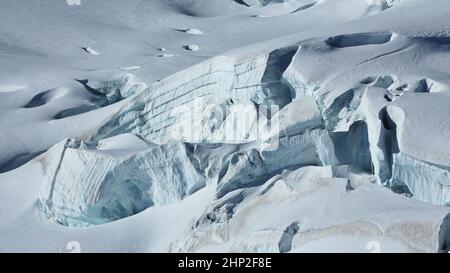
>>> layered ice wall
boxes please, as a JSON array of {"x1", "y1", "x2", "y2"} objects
[
  {"x1": 387, "y1": 101, "x2": 450, "y2": 206},
  {"x1": 38, "y1": 136, "x2": 207, "y2": 226},
  {"x1": 38, "y1": 97, "x2": 336, "y2": 226},
  {"x1": 38, "y1": 29, "x2": 450, "y2": 226},
  {"x1": 38, "y1": 46, "x2": 338, "y2": 226},
  {"x1": 280, "y1": 33, "x2": 450, "y2": 206},
  {"x1": 88, "y1": 47, "x2": 301, "y2": 145}
]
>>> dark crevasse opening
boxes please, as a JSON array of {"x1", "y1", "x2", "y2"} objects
[
  {"x1": 324, "y1": 89, "x2": 355, "y2": 130},
  {"x1": 378, "y1": 107, "x2": 398, "y2": 182},
  {"x1": 234, "y1": 0, "x2": 250, "y2": 7},
  {"x1": 325, "y1": 32, "x2": 393, "y2": 48},
  {"x1": 439, "y1": 213, "x2": 450, "y2": 253},
  {"x1": 331, "y1": 120, "x2": 372, "y2": 173},
  {"x1": 0, "y1": 150, "x2": 45, "y2": 173},
  {"x1": 254, "y1": 46, "x2": 297, "y2": 112},
  {"x1": 279, "y1": 221, "x2": 302, "y2": 253},
  {"x1": 415, "y1": 79, "x2": 430, "y2": 93},
  {"x1": 377, "y1": 107, "x2": 411, "y2": 194}
]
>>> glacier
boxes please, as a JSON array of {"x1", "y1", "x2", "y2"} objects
[
  {"x1": 172, "y1": 165, "x2": 446, "y2": 253},
  {"x1": 1, "y1": 0, "x2": 450, "y2": 253},
  {"x1": 36, "y1": 27, "x2": 450, "y2": 227}
]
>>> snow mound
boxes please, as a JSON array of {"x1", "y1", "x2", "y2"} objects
[
  {"x1": 183, "y1": 28, "x2": 203, "y2": 35},
  {"x1": 82, "y1": 47, "x2": 100, "y2": 56},
  {"x1": 184, "y1": 44, "x2": 200, "y2": 51}
]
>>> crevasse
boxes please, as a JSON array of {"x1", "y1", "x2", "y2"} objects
[{"x1": 37, "y1": 41, "x2": 450, "y2": 226}]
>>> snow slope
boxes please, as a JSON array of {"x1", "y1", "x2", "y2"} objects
[{"x1": 1, "y1": 0, "x2": 450, "y2": 252}]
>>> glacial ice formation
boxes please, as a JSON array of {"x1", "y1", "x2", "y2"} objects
[
  {"x1": 37, "y1": 29, "x2": 450, "y2": 227},
  {"x1": 87, "y1": 49, "x2": 297, "y2": 144},
  {"x1": 38, "y1": 136, "x2": 207, "y2": 226},
  {"x1": 2, "y1": 0, "x2": 450, "y2": 254}
]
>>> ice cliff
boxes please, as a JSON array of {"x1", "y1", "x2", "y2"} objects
[{"x1": 37, "y1": 30, "x2": 450, "y2": 227}]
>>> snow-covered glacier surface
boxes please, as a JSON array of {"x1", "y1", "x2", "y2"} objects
[{"x1": 1, "y1": 0, "x2": 450, "y2": 252}]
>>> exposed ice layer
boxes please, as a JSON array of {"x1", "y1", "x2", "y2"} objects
[
  {"x1": 216, "y1": 149, "x2": 267, "y2": 198},
  {"x1": 38, "y1": 139, "x2": 116, "y2": 226},
  {"x1": 215, "y1": 127, "x2": 334, "y2": 198},
  {"x1": 381, "y1": 105, "x2": 450, "y2": 206},
  {"x1": 215, "y1": 96, "x2": 336, "y2": 198},
  {"x1": 391, "y1": 153, "x2": 450, "y2": 205},
  {"x1": 89, "y1": 47, "x2": 298, "y2": 144},
  {"x1": 89, "y1": 56, "x2": 238, "y2": 143},
  {"x1": 38, "y1": 136, "x2": 207, "y2": 226}
]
